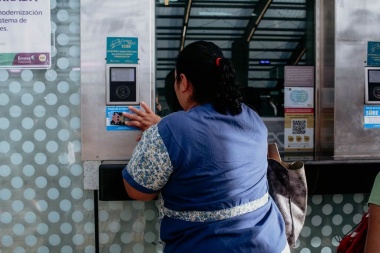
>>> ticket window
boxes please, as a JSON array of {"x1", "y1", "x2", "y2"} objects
[
  {"x1": 106, "y1": 64, "x2": 139, "y2": 105},
  {"x1": 365, "y1": 67, "x2": 380, "y2": 104}
]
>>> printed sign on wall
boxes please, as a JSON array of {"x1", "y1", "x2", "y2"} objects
[
  {"x1": 367, "y1": 41, "x2": 380, "y2": 67},
  {"x1": 106, "y1": 106, "x2": 140, "y2": 131},
  {"x1": 0, "y1": 1, "x2": 51, "y2": 68},
  {"x1": 106, "y1": 37, "x2": 138, "y2": 64},
  {"x1": 364, "y1": 105, "x2": 380, "y2": 128}
]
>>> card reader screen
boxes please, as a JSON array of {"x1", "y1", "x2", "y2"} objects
[
  {"x1": 111, "y1": 67, "x2": 135, "y2": 82},
  {"x1": 369, "y1": 69, "x2": 380, "y2": 83}
]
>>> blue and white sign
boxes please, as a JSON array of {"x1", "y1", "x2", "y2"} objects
[
  {"x1": 364, "y1": 106, "x2": 380, "y2": 128},
  {"x1": 367, "y1": 41, "x2": 380, "y2": 67},
  {"x1": 106, "y1": 37, "x2": 138, "y2": 64},
  {"x1": 106, "y1": 106, "x2": 140, "y2": 131}
]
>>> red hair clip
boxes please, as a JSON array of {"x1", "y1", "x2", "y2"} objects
[{"x1": 216, "y1": 57, "x2": 222, "y2": 67}]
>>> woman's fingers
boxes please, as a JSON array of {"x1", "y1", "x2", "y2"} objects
[
  {"x1": 122, "y1": 101, "x2": 162, "y2": 131},
  {"x1": 124, "y1": 119, "x2": 141, "y2": 128},
  {"x1": 128, "y1": 106, "x2": 144, "y2": 116},
  {"x1": 140, "y1": 101, "x2": 153, "y2": 114},
  {"x1": 122, "y1": 112, "x2": 139, "y2": 122}
]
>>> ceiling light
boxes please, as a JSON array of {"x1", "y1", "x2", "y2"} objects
[
  {"x1": 199, "y1": 11, "x2": 233, "y2": 16},
  {"x1": 159, "y1": 0, "x2": 178, "y2": 3}
]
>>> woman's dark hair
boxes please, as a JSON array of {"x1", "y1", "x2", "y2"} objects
[{"x1": 175, "y1": 41, "x2": 242, "y2": 115}]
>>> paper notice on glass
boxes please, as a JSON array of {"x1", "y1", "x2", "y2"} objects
[
  {"x1": 284, "y1": 87, "x2": 314, "y2": 108},
  {"x1": 0, "y1": 1, "x2": 51, "y2": 69},
  {"x1": 284, "y1": 108, "x2": 314, "y2": 152},
  {"x1": 284, "y1": 66, "x2": 314, "y2": 87}
]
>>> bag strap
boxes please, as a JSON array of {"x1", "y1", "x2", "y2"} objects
[
  {"x1": 268, "y1": 143, "x2": 281, "y2": 162},
  {"x1": 268, "y1": 143, "x2": 290, "y2": 169},
  {"x1": 268, "y1": 143, "x2": 304, "y2": 171}
]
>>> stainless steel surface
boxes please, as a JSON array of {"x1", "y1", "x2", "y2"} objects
[
  {"x1": 334, "y1": 0, "x2": 380, "y2": 157},
  {"x1": 80, "y1": 0, "x2": 155, "y2": 161},
  {"x1": 314, "y1": 0, "x2": 335, "y2": 155}
]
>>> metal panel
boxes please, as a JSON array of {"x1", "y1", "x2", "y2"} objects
[
  {"x1": 314, "y1": 0, "x2": 335, "y2": 155},
  {"x1": 80, "y1": 0, "x2": 155, "y2": 161},
  {"x1": 334, "y1": 0, "x2": 380, "y2": 157}
]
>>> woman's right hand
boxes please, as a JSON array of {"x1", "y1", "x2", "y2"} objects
[{"x1": 123, "y1": 101, "x2": 162, "y2": 131}]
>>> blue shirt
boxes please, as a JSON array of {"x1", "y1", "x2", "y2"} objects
[
  {"x1": 123, "y1": 103, "x2": 287, "y2": 253},
  {"x1": 369, "y1": 172, "x2": 380, "y2": 206}
]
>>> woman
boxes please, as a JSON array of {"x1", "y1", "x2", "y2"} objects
[
  {"x1": 122, "y1": 41, "x2": 289, "y2": 253},
  {"x1": 364, "y1": 172, "x2": 380, "y2": 253}
]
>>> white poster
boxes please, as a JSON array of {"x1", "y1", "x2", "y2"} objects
[{"x1": 0, "y1": 0, "x2": 51, "y2": 68}]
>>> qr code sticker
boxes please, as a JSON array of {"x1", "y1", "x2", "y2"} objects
[{"x1": 292, "y1": 119, "x2": 306, "y2": 134}]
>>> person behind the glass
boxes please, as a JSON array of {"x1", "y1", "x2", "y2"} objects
[{"x1": 121, "y1": 41, "x2": 290, "y2": 253}]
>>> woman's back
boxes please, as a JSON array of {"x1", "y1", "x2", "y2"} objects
[{"x1": 156, "y1": 103, "x2": 288, "y2": 252}]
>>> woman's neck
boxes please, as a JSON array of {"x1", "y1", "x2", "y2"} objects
[{"x1": 185, "y1": 101, "x2": 200, "y2": 112}]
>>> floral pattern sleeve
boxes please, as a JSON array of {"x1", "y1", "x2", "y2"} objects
[{"x1": 122, "y1": 125, "x2": 174, "y2": 193}]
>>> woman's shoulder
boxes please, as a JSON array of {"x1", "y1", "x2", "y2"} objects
[
  {"x1": 241, "y1": 103, "x2": 266, "y2": 123},
  {"x1": 373, "y1": 172, "x2": 380, "y2": 189},
  {"x1": 368, "y1": 172, "x2": 380, "y2": 205},
  {"x1": 158, "y1": 110, "x2": 190, "y2": 128}
]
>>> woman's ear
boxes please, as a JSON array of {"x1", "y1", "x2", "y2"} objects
[{"x1": 179, "y1": 73, "x2": 191, "y2": 93}]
